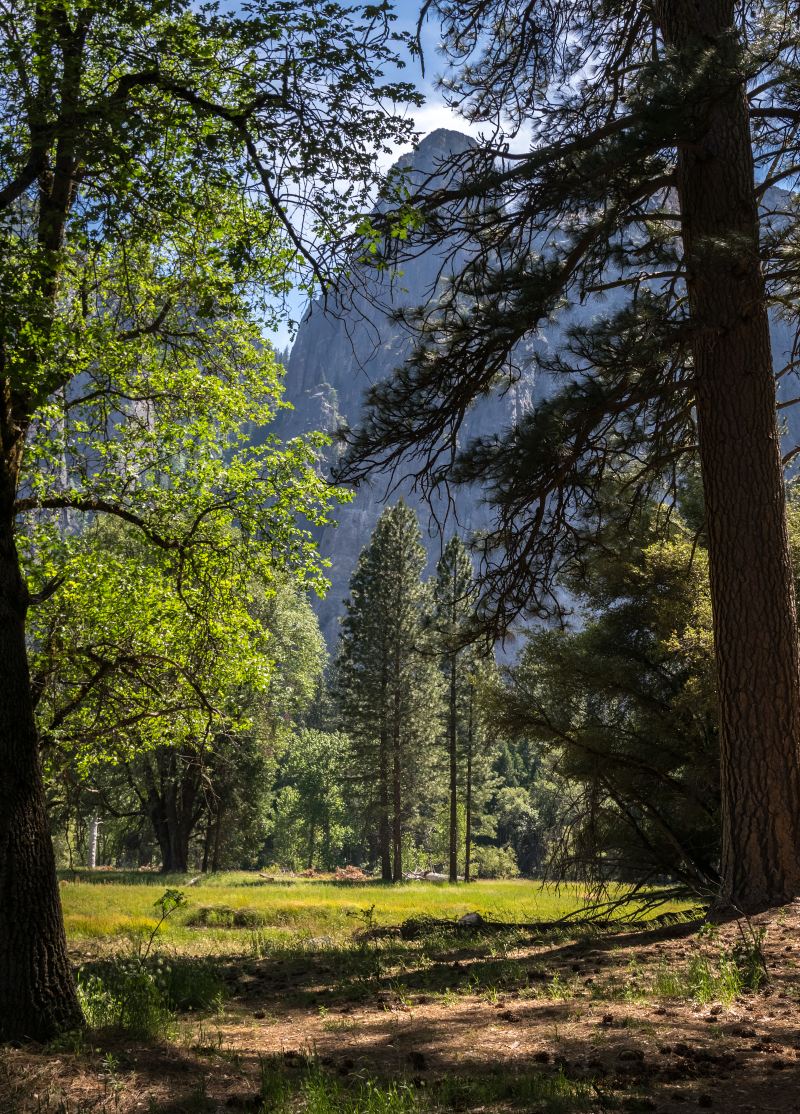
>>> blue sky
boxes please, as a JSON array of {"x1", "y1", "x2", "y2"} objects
[{"x1": 265, "y1": 1, "x2": 487, "y2": 352}]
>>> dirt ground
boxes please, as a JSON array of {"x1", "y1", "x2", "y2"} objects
[{"x1": 4, "y1": 902, "x2": 800, "y2": 1113}]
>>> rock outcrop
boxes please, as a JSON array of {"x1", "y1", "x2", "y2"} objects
[
  {"x1": 277, "y1": 129, "x2": 539, "y2": 646},
  {"x1": 277, "y1": 129, "x2": 800, "y2": 649}
]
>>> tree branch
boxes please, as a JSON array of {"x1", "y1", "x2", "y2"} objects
[{"x1": 15, "y1": 495, "x2": 178, "y2": 549}]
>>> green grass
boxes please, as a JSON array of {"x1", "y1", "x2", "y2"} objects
[
  {"x1": 59, "y1": 872, "x2": 688, "y2": 951},
  {"x1": 27, "y1": 876, "x2": 709, "y2": 1112},
  {"x1": 256, "y1": 1058, "x2": 601, "y2": 1114},
  {"x1": 55, "y1": 872, "x2": 694, "y2": 1043}
]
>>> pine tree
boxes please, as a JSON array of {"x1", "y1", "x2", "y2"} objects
[
  {"x1": 431, "y1": 536, "x2": 481, "y2": 882},
  {"x1": 335, "y1": 503, "x2": 443, "y2": 881},
  {"x1": 488, "y1": 491, "x2": 720, "y2": 892},
  {"x1": 343, "y1": 0, "x2": 800, "y2": 913},
  {"x1": 462, "y1": 658, "x2": 499, "y2": 883}
]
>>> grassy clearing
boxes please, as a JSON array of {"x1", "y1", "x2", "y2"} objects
[
  {"x1": 8, "y1": 874, "x2": 788, "y2": 1114},
  {"x1": 53, "y1": 872, "x2": 700, "y2": 1054},
  {"x1": 59, "y1": 872, "x2": 689, "y2": 951}
]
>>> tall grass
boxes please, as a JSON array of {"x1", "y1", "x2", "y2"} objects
[
  {"x1": 59, "y1": 874, "x2": 689, "y2": 950},
  {"x1": 256, "y1": 1059, "x2": 595, "y2": 1114},
  {"x1": 652, "y1": 923, "x2": 767, "y2": 1004}
]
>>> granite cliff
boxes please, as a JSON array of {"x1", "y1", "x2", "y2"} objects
[
  {"x1": 277, "y1": 129, "x2": 542, "y2": 646},
  {"x1": 277, "y1": 129, "x2": 800, "y2": 649}
]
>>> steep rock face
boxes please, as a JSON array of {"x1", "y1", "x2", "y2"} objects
[
  {"x1": 280, "y1": 129, "x2": 542, "y2": 646},
  {"x1": 279, "y1": 129, "x2": 800, "y2": 648}
]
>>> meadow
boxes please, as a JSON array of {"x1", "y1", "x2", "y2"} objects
[
  {"x1": 6, "y1": 873, "x2": 797, "y2": 1114},
  {"x1": 59, "y1": 872, "x2": 677, "y2": 950}
]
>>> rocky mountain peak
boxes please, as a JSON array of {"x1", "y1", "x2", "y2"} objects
[{"x1": 276, "y1": 131, "x2": 800, "y2": 650}]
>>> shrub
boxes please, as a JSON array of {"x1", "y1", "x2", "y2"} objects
[
  {"x1": 77, "y1": 954, "x2": 225, "y2": 1037},
  {"x1": 187, "y1": 904, "x2": 268, "y2": 928},
  {"x1": 153, "y1": 955, "x2": 226, "y2": 1011},
  {"x1": 77, "y1": 962, "x2": 174, "y2": 1040},
  {"x1": 473, "y1": 845, "x2": 520, "y2": 879}
]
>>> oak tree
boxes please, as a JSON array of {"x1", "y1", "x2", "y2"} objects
[{"x1": 0, "y1": 0, "x2": 417, "y2": 1039}]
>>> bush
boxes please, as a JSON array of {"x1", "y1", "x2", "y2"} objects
[
  {"x1": 153, "y1": 955, "x2": 226, "y2": 1011},
  {"x1": 77, "y1": 955, "x2": 226, "y2": 1038},
  {"x1": 473, "y1": 845, "x2": 520, "y2": 879},
  {"x1": 187, "y1": 904, "x2": 268, "y2": 928},
  {"x1": 77, "y1": 962, "x2": 174, "y2": 1040}
]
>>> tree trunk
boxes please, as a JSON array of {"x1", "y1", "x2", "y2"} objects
[
  {"x1": 87, "y1": 816, "x2": 100, "y2": 869},
  {"x1": 0, "y1": 511, "x2": 82, "y2": 1040},
  {"x1": 323, "y1": 815, "x2": 331, "y2": 869},
  {"x1": 149, "y1": 795, "x2": 189, "y2": 873},
  {"x1": 378, "y1": 728, "x2": 392, "y2": 881},
  {"x1": 201, "y1": 811, "x2": 213, "y2": 873},
  {"x1": 464, "y1": 690, "x2": 474, "y2": 885},
  {"x1": 448, "y1": 655, "x2": 458, "y2": 883},
  {"x1": 211, "y1": 807, "x2": 223, "y2": 873},
  {"x1": 146, "y1": 750, "x2": 198, "y2": 874},
  {"x1": 658, "y1": 0, "x2": 800, "y2": 912},
  {"x1": 154, "y1": 817, "x2": 188, "y2": 873},
  {"x1": 391, "y1": 655, "x2": 403, "y2": 882},
  {"x1": 392, "y1": 719, "x2": 403, "y2": 882}
]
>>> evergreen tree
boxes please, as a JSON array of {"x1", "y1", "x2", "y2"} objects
[
  {"x1": 462, "y1": 658, "x2": 500, "y2": 882},
  {"x1": 488, "y1": 494, "x2": 721, "y2": 892},
  {"x1": 335, "y1": 503, "x2": 443, "y2": 881},
  {"x1": 488, "y1": 739, "x2": 565, "y2": 878},
  {"x1": 431, "y1": 536, "x2": 490, "y2": 881},
  {"x1": 344, "y1": 0, "x2": 800, "y2": 913}
]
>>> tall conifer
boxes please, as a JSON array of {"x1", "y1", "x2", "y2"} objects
[
  {"x1": 343, "y1": 0, "x2": 800, "y2": 912},
  {"x1": 432, "y1": 536, "x2": 479, "y2": 882},
  {"x1": 336, "y1": 503, "x2": 442, "y2": 880}
]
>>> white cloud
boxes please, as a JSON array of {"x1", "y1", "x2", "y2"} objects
[{"x1": 378, "y1": 100, "x2": 534, "y2": 173}]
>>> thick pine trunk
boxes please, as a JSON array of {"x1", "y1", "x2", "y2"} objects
[
  {"x1": 0, "y1": 509, "x2": 82, "y2": 1040},
  {"x1": 448, "y1": 657, "x2": 458, "y2": 883},
  {"x1": 391, "y1": 656, "x2": 403, "y2": 882},
  {"x1": 658, "y1": 0, "x2": 800, "y2": 911}
]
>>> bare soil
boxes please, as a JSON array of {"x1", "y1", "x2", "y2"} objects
[{"x1": 4, "y1": 902, "x2": 800, "y2": 1113}]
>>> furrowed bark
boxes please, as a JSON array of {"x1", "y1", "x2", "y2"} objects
[
  {"x1": 392, "y1": 716, "x2": 403, "y2": 883},
  {"x1": 378, "y1": 731, "x2": 392, "y2": 881},
  {"x1": 464, "y1": 689, "x2": 474, "y2": 884},
  {"x1": 658, "y1": 0, "x2": 800, "y2": 912},
  {"x1": 0, "y1": 484, "x2": 82, "y2": 1039}
]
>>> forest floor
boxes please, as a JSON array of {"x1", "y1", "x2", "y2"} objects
[{"x1": 3, "y1": 875, "x2": 800, "y2": 1114}]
